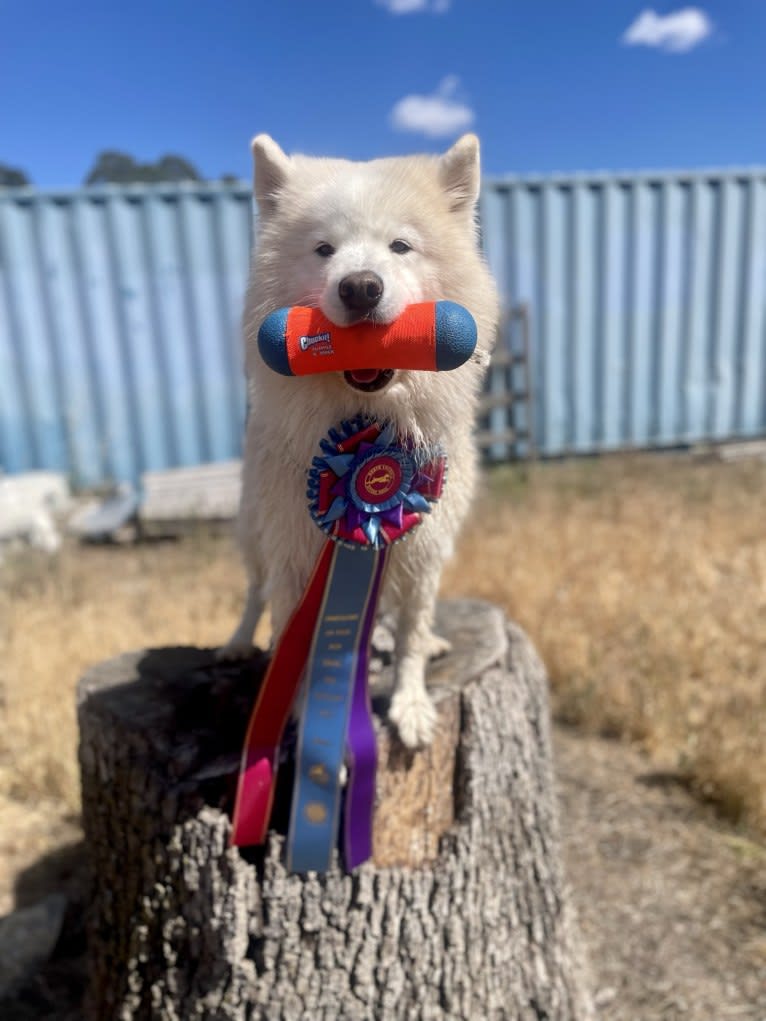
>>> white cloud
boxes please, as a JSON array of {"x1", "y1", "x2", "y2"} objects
[
  {"x1": 622, "y1": 7, "x2": 713, "y2": 53},
  {"x1": 376, "y1": 0, "x2": 450, "y2": 14},
  {"x1": 390, "y1": 76, "x2": 474, "y2": 138}
]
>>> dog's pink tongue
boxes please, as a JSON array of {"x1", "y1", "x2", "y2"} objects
[{"x1": 350, "y1": 369, "x2": 380, "y2": 383}]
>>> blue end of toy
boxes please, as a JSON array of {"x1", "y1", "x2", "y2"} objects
[
  {"x1": 258, "y1": 307, "x2": 293, "y2": 376},
  {"x1": 434, "y1": 301, "x2": 478, "y2": 371}
]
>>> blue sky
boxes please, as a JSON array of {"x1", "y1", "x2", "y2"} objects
[{"x1": 2, "y1": 1, "x2": 764, "y2": 189}]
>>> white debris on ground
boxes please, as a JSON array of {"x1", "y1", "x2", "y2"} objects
[
  {"x1": 0, "y1": 472, "x2": 72, "y2": 559},
  {"x1": 69, "y1": 461, "x2": 242, "y2": 540},
  {"x1": 0, "y1": 462, "x2": 243, "y2": 557},
  {"x1": 67, "y1": 483, "x2": 140, "y2": 543},
  {"x1": 139, "y1": 460, "x2": 241, "y2": 529}
]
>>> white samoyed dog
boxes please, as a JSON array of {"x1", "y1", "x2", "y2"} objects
[{"x1": 222, "y1": 133, "x2": 499, "y2": 749}]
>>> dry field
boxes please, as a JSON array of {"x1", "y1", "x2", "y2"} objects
[
  {"x1": 1, "y1": 451, "x2": 764, "y2": 861},
  {"x1": 444, "y1": 452, "x2": 766, "y2": 837}
]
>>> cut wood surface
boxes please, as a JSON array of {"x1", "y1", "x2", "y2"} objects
[{"x1": 78, "y1": 599, "x2": 593, "y2": 1021}]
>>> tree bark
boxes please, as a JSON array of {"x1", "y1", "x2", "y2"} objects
[{"x1": 77, "y1": 599, "x2": 593, "y2": 1021}]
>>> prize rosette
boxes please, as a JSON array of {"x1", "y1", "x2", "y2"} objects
[
  {"x1": 307, "y1": 417, "x2": 446, "y2": 549},
  {"x1": 232, "y1": 417, "x2": 446, "y2": 873}
]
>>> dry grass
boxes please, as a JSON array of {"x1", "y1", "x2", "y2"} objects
[
  {"x1": 443, "y1": 453, "x2": 766, "y2": 835},
  {"x1": 0, "y1": 529, "x2": 262, "y2": 816},
  {"x1": 1, "y1": 453, "x2": 764, "y2": 840}
]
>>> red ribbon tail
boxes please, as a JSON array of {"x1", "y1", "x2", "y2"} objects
[{"x1": 231, "y1": 540, "x2": 335, "y2": 847}]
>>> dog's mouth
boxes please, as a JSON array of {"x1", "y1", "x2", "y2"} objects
[{"x1": 343, "y1": 369, "x2": 395, "y2": 393}]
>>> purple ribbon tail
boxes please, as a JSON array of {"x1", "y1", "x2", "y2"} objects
[{"x1": 344, "y1": 547, "x2": 388, "y2": 869}]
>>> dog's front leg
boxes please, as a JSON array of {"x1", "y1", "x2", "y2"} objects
[
  {"x1": 218, "y1": 581, "x2": 265, "y2": 660},
  {"x1": 388, "y1": 569, "x2": 441, "y2": 749}
]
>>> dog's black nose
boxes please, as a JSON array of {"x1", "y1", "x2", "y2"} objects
[{"x1": 338, "y1": 272, "x2": 384, "y2": 313}]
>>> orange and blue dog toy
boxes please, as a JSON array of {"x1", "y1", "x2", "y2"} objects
[{"x1": 257, "y1": 300, "x2": 477, "y2": 376}]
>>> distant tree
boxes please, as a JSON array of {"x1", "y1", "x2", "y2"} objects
[
  {"x1": 84, "y1": 150, "x2": 202, "y2": 185},
  {"x1": 220, "y1": 173, "x2": 240, "y2": 184},
  {"x1": 84, "y1": 151, "x2": 134, "y2": 184},
  {"x1": 153, "y1": 155, "x2": 202, "y2": 182},
  {"x1": 0, "y1": 163, "x2": 31, "y2": 187}
]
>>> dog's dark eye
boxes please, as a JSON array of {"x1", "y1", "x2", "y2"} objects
[
  {"x1": 390, "y1": 239, "x2": 412, "y2": 254},
  {"x1": 315, "y1": 242, "x2": 335, "y2": 258}
]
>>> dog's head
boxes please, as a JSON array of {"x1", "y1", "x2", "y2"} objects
[{"x1": 245, "y1": 134, "x2": 498, "y2": 440}]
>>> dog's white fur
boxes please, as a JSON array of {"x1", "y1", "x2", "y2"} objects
[{"x1": 222, "y1": 134, "x2": 499, "y2": 748}]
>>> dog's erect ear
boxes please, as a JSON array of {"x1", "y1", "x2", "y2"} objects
[
  {"x1": 251, "y1": 134, "x2": 292, "y2": 215},
  {"x1": 438, "y1": 133, "x2": 481, "y2": 214}
]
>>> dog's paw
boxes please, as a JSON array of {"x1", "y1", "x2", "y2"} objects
[
  {"x1": 215, "y1": 641, "x2": 255, "y2": 662},
  {"x1": 389, "y1": 688, "x2": 437, "y2": 749},
  {"x1": 426, "y1": 633, "x2": 452, "y2": 660}
]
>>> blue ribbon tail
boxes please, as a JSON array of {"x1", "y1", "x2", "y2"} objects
[{"x1": 287, "y1": 544, "x2": 381, "y2": 873}]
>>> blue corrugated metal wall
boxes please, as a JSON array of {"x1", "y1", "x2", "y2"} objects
[
  {"x1": 0, "y1": 184, "x2": 252, "y2": 486},
  {"x1": 481, "y1": 168, "x2": 766, "y2": 455},
  {"x1": 1, "y1": 169, "x2": 765, "y2": 485}
]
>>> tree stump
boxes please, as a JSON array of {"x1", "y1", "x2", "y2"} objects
[{"x1": 78, "y1": 600, "x2": 593, "y2": 1021}]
